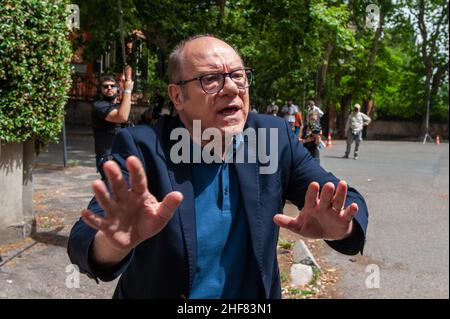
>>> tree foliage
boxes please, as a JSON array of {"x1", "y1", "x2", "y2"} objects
[
  {"x1": 74, "y1": 0, "x2": 448, "y2": 125},
  {"x1": 0, "y1": 0, "x2": 73, "y2": 143}
]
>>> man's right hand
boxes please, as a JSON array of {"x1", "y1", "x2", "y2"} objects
[{"x1": 81, "y1": 156, "x2": 183, "y2": 265}]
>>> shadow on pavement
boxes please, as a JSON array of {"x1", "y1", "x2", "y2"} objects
[{"x1": 31, "y1": 226, "x2": 68, "y2": 249}]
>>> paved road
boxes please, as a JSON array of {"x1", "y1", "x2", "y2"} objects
[{"x1": 319, "y1": 140, "x2": 449, "y2": 299}]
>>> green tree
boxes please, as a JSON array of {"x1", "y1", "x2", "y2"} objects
[
  {"x1": 72, "y1": 0, "x2": 448, "y2": 129},
  {"x1": 401, "y1": 0, "x2": 449, "y2": 137}
]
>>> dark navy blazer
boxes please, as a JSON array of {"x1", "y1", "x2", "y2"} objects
[{"x1": 68, "y1": 113, "x2": 368, "y2": 299}]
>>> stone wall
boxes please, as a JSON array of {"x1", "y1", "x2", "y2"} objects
[
  {"x1": 366, "y1": 120, "x2": 449, "y2": 140},
  {"x1": 64, "y1": 101, "x2": 448, "y2": 140}
]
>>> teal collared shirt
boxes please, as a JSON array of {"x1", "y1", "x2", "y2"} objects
[{"x1": 189, "y1": 135, "x2": 261, "y2": 298}]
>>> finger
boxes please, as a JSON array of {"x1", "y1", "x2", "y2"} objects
[
  {"x1": 81, "y1": 209, "x2": 108, "y2": 231},
  {"x1": 273, "y1": 214, "x2": 302, "y2": 233},
  {"x1": 127, "y1": 156, "x2": 148, "y2": 195},
  {"x1": 331, "y1": 181, "x2": 348, "y2": 212},
  {"x1": 92, "y1": 180, "x2": 117, "y2": 213},
  {"x1": 340, "y1": 203, "x2": 359, "y2": 222},
  {"x1": 156, "y1": 191, "x2": 184, "y2": 221},
  {"x1": 125, "y1": 66, "x2": 132, "y2": 79},
  {"x1": 304, "y1": 182, "x2": 320, "y2": 209},
  {"x1": 318, "y1": 182, "x2": 335, "y2": 210},
  {"x1": 103, "y1": 160, "x2": 129, "y2": 200}
]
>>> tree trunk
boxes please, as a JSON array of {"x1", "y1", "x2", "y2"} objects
[
  {"x1": 430, "y1": 61, "x2": 449, "y2": 111},
  {"x1": 328, "y1": 102, "x2": 337, "y2": 135},
  {"x1": 315, "y1": 41, "x2": 334, "y2": 107},
  {"x1": 365, "y1": 90, "x2": 375, "y2": 117},
  {"x1": 339, "y1": 94, "x2": 352, "y2": 138},
  {"x1": 215, "y1": 0, "x2": 226, "y2": 30},
  {"x1": 328, "y1": 72, "x2": 341, "y2": 135},
  {"x1": 362, "y1": 11, "x2": 384, "y2": 116}
]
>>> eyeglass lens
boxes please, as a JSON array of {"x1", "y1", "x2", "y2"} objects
[{"x1": 201, "y1": 69, "x2": 252, "y2": 93}]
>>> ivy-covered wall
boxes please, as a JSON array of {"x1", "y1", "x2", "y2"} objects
[{"x1": 0, "y1": 0, "x2": 73, "y2": 144}]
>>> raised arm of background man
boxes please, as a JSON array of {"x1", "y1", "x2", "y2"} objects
[{"x1": 105, "y1": 66, "x2": 134, "y2": 123}]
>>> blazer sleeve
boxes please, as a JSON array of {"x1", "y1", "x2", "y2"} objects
[
  {"x1": 67, "y1": 129, "x2": 144, "y2": 282},
  {"x1": 282, "y1": 120, "x2": 368, "y2": 255}
]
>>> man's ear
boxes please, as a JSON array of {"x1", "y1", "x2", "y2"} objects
[{"x1": 168, "y1": 84, "x2": 184, "y2": 111}]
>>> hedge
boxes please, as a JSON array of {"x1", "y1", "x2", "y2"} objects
[{"x1": 0, "y1": 0, "x2": 73, "y2": 143}]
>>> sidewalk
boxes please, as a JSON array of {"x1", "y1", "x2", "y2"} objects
[{"x1": 0, "y1": 128, "x2": 116, "y2": 298}]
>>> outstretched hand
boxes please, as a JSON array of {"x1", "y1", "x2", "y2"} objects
[
  {"x1": 273, "y1": 181, "x2": 357, "y2": 240},
  {"x1": 81, "y1": 156, "x2": 183, "y2": 253}
]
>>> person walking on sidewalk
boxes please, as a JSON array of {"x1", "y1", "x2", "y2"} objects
[
  {"x1": 92, "y1": 67, "x2": 134, "y2": 168},
  {"x1": 343, "y1": 103, "x2": 371, "y2": 160}
]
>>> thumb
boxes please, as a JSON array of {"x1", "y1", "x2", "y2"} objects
[{"x1": 273, "y1": 214, "x2": 302, "y2": 233}]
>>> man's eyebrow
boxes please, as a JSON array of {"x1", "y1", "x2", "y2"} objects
[{"x1": 197, "y1": 66, "x2": 246, "y2": 76}]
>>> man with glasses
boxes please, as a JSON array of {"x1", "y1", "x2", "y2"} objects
[
  {"x1": 92, "y1": 67, "x2": 134, "y2": 169},
  {"x1": 69, "y1": 35, "x2": 368, "y2": 299}
]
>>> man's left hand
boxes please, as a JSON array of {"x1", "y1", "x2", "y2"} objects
[{"x1": 273, "y1": 181, "x2": 358, "y2": 240}]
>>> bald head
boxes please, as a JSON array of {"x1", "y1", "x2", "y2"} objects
[
  {"x1": 167, "y1": 35, "x2": 242, "y2": 84},
  {"x1": 166, "y1": 34, "x2": 250, "y2": 139}
]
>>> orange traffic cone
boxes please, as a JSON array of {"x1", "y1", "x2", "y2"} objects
[
  {"x1": 436, "y1": 135, "x2": 441, "y2": 145},
  {"x1": 326, "y1": 133, "x2": 333, "y2": 148}
]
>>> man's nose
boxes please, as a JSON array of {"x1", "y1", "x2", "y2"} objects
[{"x1": 220, "y1": 75, "x2": 239, "y2": 95}]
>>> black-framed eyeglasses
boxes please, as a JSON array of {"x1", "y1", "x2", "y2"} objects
[
  {"x1": 176, "y1": 68, "x2": 253, "y2": 94},
  {"x1": 102, "y1": 84, "x2": 117, "y2": 89}
]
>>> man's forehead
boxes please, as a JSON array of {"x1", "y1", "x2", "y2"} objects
[{"x1": 183, "y1": 37, "x2": 242, "y2": 68}]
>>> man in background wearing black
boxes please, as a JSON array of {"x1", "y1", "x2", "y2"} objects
[{"x1": 92, "y1": 67, "x2": 134, "y2": 168}]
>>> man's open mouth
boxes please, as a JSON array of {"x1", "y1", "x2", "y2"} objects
[{"x1": 218, "y1": 106, "x2": 240, "y2": 116}]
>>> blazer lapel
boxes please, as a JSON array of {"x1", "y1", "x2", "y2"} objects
[
  {"x1": 158, "y1": 117, "x2": 197, "y2": 291},
  {"x1": 167, "y1": 163, "x2": 197, "y2": 291},
  {"x1": 234, "y1": 140, "x2": 264, "y2": 277}
]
